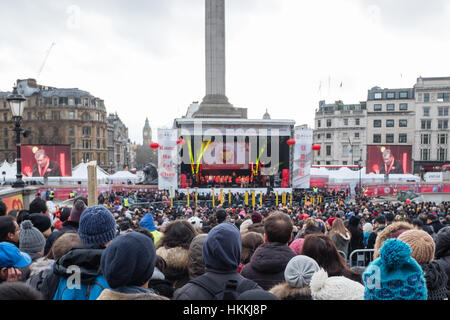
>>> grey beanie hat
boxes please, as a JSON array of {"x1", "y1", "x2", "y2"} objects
[
  {"x1": 19, "y1": 220, "x2": 46, "y2": 254},
  {"x1": 284, "y1": 255, "x2": 320, "y2": 288}
]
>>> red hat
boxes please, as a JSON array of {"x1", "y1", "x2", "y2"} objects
[{"x1": 327, "y1": 217, "x2": 337, "y2": 227}]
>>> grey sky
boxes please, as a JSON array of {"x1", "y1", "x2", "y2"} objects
[{"x1": 1, "y1": 0, "x2": 450, "y2": 145}]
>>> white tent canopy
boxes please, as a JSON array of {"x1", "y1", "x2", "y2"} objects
[{"x1": 108, "y1": 170, "x2": 140, "y2": 184}]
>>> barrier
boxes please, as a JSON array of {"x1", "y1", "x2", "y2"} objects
[
  {"x1": 337, "y1": 250, "x2": 347, "y2": 261},
  {"x1": 348, "y1": 249, "x2": 374, "y2": 268}
]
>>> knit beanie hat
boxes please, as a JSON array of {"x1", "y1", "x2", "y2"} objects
[
  {"x1": 24, "y1": 214, "x2": 51, "y2": 234},
  {"x1": 69, "y1": 200, "x2": 87, "y2": 223},
  {"x1": 362, "y1": 238, "x2": 427, "y2": 300},
  {"x1": 100, "y1": 232, "x2": 156, "y2": 289},
  {"x1": 19, "y1": 220, "x2": 46, "y2": 254},
  {"x1": 327, "y1": 217, "x2": 337, "y2": 227},
  {"x1": 284, "y1": 255, "x2": 320, "y2": 288},
  {"x1": 289, "y1": 238, "x2": 305, "y2": 255},
  {"x1": 398, "y1": 230, "x2": 435, "y2": 264},
  {"x1": 78, "y1": 206, "x2": 116, "y2": 246},
  {"x1": 239, "y1": 219, "x2": 253, "y2": 234},
  {"x1": 310, "y1": 268, "x2": 365, "y2": 300}
]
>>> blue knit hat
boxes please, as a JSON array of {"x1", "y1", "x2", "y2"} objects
[
  {"x1": 363, "y1": 238, "x2": 427, "y2": 300},
  {"x1": 100, "y1": 232, "x2": 156, "y2": 288},
  {"x1": 78, "y1": 206, "x2": 116, "y2": 246}
]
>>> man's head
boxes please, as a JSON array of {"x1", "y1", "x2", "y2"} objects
[
  {"x1": 0, "y1": 216, "x2": 20, "y2": 244},
  {"x1": 34, "y1": 149, "x2": 49, "y2": 169},
  {"x1": 29, "y1": 198, "x2": 48, "y2": 215},
  {"x1": 373, "y1": 215, "x2": 386, "y2": 229},
  {"x1": 0, "y1": 201, "x2": 7, "y2": 217},
  {"x1": 263, "y1": 211, "x2": 293, "y2": 244},
  {"x1": 382, "y1": 149, "x2": 394, "y2": 165}
]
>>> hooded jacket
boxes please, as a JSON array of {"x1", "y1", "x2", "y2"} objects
[
  {"x1": 156, "y1": 246, "x2": 190, "y2": 289},
  {"x1": 240, "y1": 242, "x2": 296, "y2": 290},
  {"x1": 174, "y1": 222, "x2": 260, "y2": 300},
  {"x1": 269, "y1": 282, "x2": 312, "y2": 300},
  {"x1": 435, "y1": 226, "x2": 450, "y2": 298},
  {"x1": 140, "y1": 213, "x2": 162, "y2": 246},
  {"x1": 373, "y1": 222, "x2": 414, "y2": 259},
  {"x1": 330, "y1": 232, "x2": 351, "y2": 258}
]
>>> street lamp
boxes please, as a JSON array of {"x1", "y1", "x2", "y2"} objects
[
  {"x1": 6, "y1": 86, "x2": 26, "y2": 188},
  {"x1": 358, "y1": 151, "x2": 363, "y2": 197}
]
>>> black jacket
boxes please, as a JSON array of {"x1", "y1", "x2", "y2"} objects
[
  {"x1": 421, "y1": 261, "x2": 449, "y2": 300},
  {"x1": 240, "y1": 242, "x2": 296, "y2": 290},
  {"x1": 44, "y1": 221, "x2": 79, "y2": 256},
  {"x1": 435, "y1": 226, "x2": 450, "y2": 298}
]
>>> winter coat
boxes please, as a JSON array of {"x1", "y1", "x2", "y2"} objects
[
  {"x1": 428, "y1": 220, "x2": 446, "y2": 234},
  {"x1": 269, "y1": 282, "x2": 312, "y2": 300},
  {"x1": 97, "y1": 286, "x2": 169, "y2": 300},
  {"x1": 188, "y1": 234, "x2": 207, "y2": 280},
  {"x1": 26, "y1": 257, "x2": 55, "y2": 292},
  {"x1": 240, "y1": 242, "x2": 297, "y2": 290},
  {"x1": 44, "y1": 221, "x2": 79, "y2": 256},
  {"x1": 40, "y1": 245, "x2": 109, "y2": 300},
  {"x1": 421, "y1": 261, "x2": 449, "y2": 300},
  {"x1": 366, "y1": 225, "x2": 386, "y2": 249},
  {"x1": 156, "y1": 246, "x2": 190, "y2": 289},
  {"x1": 435, "y1": 226, "x2": 450, "y2": 298},
  {"x1": 373, "y1": 222, "x2": 414, "y2": 259},
  {"x1": 247, "y1": 222, "x2": 264, "y2": 236},
  {"x1": 330, "y1": 232, "x2": 351, "y2": 258},
  {"x1": 140, "y1": 213, "x2": 163, "y2": 246}
]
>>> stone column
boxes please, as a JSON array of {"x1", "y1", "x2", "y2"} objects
[{"x1": 87, "y1": 161, "x2": 98, "y2": 206}]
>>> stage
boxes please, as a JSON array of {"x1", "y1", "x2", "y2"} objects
[{"x1": 177, "y1": 187, "x2": 293, "y2": 195}]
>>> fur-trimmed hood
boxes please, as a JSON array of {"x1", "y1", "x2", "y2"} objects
[
  {"x1": 269, "y1": 282, "x2": 312, "y2": 300},
  {"x1": 156, "y1": 246, "x2": 190, "y2": 270},
  {"x1": 373, "y1": 222, "x2": 414, "y2": 259},
  {"x1": 29, "y1": 257, "x2": 55, "y2": 277},
  {"x1": 97, "y1": 289, "x2": 169, "y2": 300}
]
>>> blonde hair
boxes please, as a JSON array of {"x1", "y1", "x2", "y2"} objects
[{"x1": 329, "y1": 218, "x2": 349, "y2": 238}]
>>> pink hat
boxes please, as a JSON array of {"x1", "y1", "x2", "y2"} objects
[
  {"x1": 327, "y1": 217, "x2": 337, "y2": 227},
  {"x1": 289, "y1": 238, "x2": 305, "y2": 255}
]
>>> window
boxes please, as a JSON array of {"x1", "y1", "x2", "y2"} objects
[
  {"x1": 53, "y1": 127, "x2": 59, "y2": 136},
  {"x1": 355, "y1": 118, "x2": 360, "y2": 126},
  {"x1": 437, "y1": 93, "x2": 450, "y2": 102},
  {"x1": 399, "y1": 103, "x2": 408, "y2": 110},
  {"x1": 386, "y1": 119, "x2": 394, "y2": 127},
  {"x1": 374, "y1": 104, "x2": 382, "y2": 111},
  {"x1": 3, "y1": 113, "x2": 7, "y2": 121},
  {"x1": 326, "y1": 119, "x2": 332, "y2": 127},
  {"x1": 3, "y1": 128, "x2": 7, "y2": 136},
  {"x1": 27, "y1": 112, "x2": 32, "y2": 120},
  {"x1": 52, "y1": 111, "x2": 60, "y2": 120},
  {"x1": 83, "y1": 98, "x2": 89, "y2": 107},
  {"x1": 386, "y1": 92, "x2": 395, "y2": 99},
  {"x1": 373, "y1": 134, "x2": 381, "y2": 143},
  {"x1": 438, "y1": 134, "x2": 448, "y2": 145},
  {"x1": 355, "y1": 132, "x2": 360, "y2": 138},
  {"x1": 342, "y1": 132, "x2": 348, "y2": 139},
  {"x1": 59, "y1": 97, "x2": 68, "y2": 105},
  {"x1": 399, "y1": 92, "x2": 409, "y2": 99},
  {"x1": 386, "y1": 134, "x2": 394, "y2": 143},
  {"x1": 399, "y1": 119, "x2": 408, "y2": 127},
  {"x1": 96, "y1": 127, "x2": 100, "y2": 136},
  {"x1": 83, "y1": 140, "x2": 91, "y2": 149},
  {"x1": 438, "y1": 120, "x2": 448, "y2": 129},
  {"x1": 386, "y1": 104, "x2": 395, "y2": 111},
  {"x1": 343, "y1": 119, "x2": 348, "y2": 126},
  {"x1": 421, "y1": 149, "x2": 431, "y2": 161},
  {"x1": 424, "y1": 93, "x2": 430, "y2": 102},
  {"x1": 421, "y1": 134, "x2": 431, "y2": 145},
  {"x1": 373, "y1": 120, "x2": 382, "y2": 128},
  {"x1": 69, "y1": 126, "x2": 75, "y2": 136},
  {"x1": 70, "y1": 139, "x2": 75, "y2": 148},
  {"x1": 317, "y1": 134, "x2": 321, "y2": 139},
  {"x1": 399, "y1": 134, "x2": 407, "y2": 143},
  {"x1": 438, "y1": 107, "x2": 449, "y2": 116},
  {"x1": 82, "y1": 126, "x2": 91, "y2": 135},
  {"x1": 53, "y1": 98, "x2": 58, "y2": 106},
  {"x1": 423, "y1": 107, "x2": 430, "y2": 117},
  {"x1": 97, "y1": 139, "x2": 100, "y2": 149},
  {"x1": 68, "y1": 111, "x2": 75, "y2": 119},
  {"x1": 326, "y1": 133, "x2": 332, "y2": 139},
  {"x1": 82, "y1": 113, "x2": 90, "y2": 121},
  {"x1": 421, "y1": 120, "x2": 432, "y2": 130},
  {"x1": 4, "y1": 140, "x2": 8, "y2": 149},
  {"x1": 343, "y1": 161, "x2": 348, "y2": 165},
  {"x1": 68, "y1": 98, "x2": 75, "y2": 106},
  {"x1": 438, "y1": 148, "x2": 447, "y2": 161},
  {"x1": 37, "y1": 112, "x2": 45, "y2": 120},
  {"x1": 326, "y1": 145, "x2": 331, "y2": 156},
  {"x1": 317, "y1": 120, "x2": 321, "y2": 128},
  {"x1": 374, "y1": 93, "x2": 382, "y2": 100}
]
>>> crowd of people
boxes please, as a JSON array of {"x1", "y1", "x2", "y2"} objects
[{"x1": 0, "y1": 188, "x2": 449, "y2": 300}]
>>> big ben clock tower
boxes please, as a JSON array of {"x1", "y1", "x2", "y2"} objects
[{"x1": 143, "y1": 118, "x2": 152, "y2": 146}]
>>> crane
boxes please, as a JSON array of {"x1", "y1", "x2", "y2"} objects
[{"x1": 37, "y1": 42, "x2": 56, "y2": 79}]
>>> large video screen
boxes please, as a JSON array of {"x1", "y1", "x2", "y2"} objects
[
  {"x1": 366, "y1": 145, "x2": 412, "y2": 174},
  {"x1": 20, "y1": 145, "x2": 72, "y2": 177}
]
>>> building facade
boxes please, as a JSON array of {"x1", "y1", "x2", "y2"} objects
[
  {"x1": 313, "y1": 100, "x2": 367, "y2": 166},
  {"x1": 107, "y1": 112, "x2": 130, "y2": 173},
  {"x1": 0, "y1": 78, "x2": 108, "y2": 169}
]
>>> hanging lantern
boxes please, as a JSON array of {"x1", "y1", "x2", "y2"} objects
[
  {"x1": 286, "y1": 139, "x2": 296, "y2": 146},
  {"x1": 312, "y1": 144, "x2": 321, "y2": 151},
  {"x1": 150, "y1": 142, "x2": 159, "y2": 149},
  {"x1": 177, "y1": 138, "x2": 186, "y2": 145}
]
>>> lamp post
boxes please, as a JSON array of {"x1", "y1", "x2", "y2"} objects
[
  {"x1": 358, "y1": 151, "x2": 363, "y2": 198},
  {"x1": 6, "y1": 86, "x2": 26, "y2": 188}
]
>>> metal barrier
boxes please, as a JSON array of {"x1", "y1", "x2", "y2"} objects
[
  {"x1": 338, "y1": 250, "x2": 347, "y2": 261},
  {"x1": 348, "y1": 249, "x2": 375, "y2": 268}
]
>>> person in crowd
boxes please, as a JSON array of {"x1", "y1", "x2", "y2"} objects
[
  {"x1": 28, "y1": 198, "x2": 49, "y2": 218},
  {"x1": 7, "y1": 210, "x2": 18, "y2": 221},
  {"x1": 97, "y1": 232, "x2": 168, "y2": 300},
  {"x1": 19, "y1": 220, "x2": 46, "y2": 263},
  {"x1": 156, "y1": 220, "x2": 197, "y2": 289},
  {"x1": 0, "y1": 216, "x2": 20, "y2": 246},
  {"x1": 328, "y1": 218, "x2": 351, "y2": 259},
  {"x1": 239, "y1": 218, "x2": 253, "y2": 234},
  {"x1": 237, "y1": 288, "x2": 280, "y2": 300},
  {"x1": 0, "y1": 242, "x2": 31, "y2": 284},
  {"x1": 289, "y1": 238, "x2": 305, "y2": 255},
  {"x1": 247, "y1": 212, "x2": 264, "y2": 235},
  {"x1": 187, "y1": 234, "x2": 208, "y2": 280},
  {"x1": 139, "y1": 212, "x2": 163, "y2": 246},
  {"x1": 427, "y1": 213, "x2": 446, "y2": 234},
  {"x1": 302, "y1": 233, "x2": 361, "y2": 283},
  {"x1": 0, "y1": 282, "x2": 43, "y2": 300},
  {"x1": 373, "y1": 221, "x2": 414, "y2": 260},
  {"x1": 367, "y1": 215, "x2": 386, "y2": 249},
  {"x1": 239, "y1": 232, "x2": 264, "y2": 273},
  {"x1": 40, "y1": 206, "x2": 116, "y2": 300},
  {"x1": 23, "y1": 214, "x2": 52, "y2": 239},
  {"x1": 269, "y1": 255, "x2": 319, "y2": 300},
  {"x1": 362, "y1": 222, "x2": 373, "y2": 248},
  {"x1": 241, "y1": 212, "x2": 297, "y2": 290},
  {"x1": 215, "y1": 208, "x2": 228, "y2": 225},
  {"x1": 398, "y1": 229, "x2": 448, "y2": 300},
  {"x1": 0, "y1": 201, "x2": 6, "y2": 217},
  {"x1": 363, "y1": 238, "x2": 427, "y2": 300},
  {"x1": 347, "y1": 215, "x2": 364, "y2": 265},
  {"x1": 174, "y1": 222, "x2": 260, "y2": 300},
  {"x1": 310, "y1": 268, "x2": 365, "y2": 300},
  {"x1": 434, "y1": 226, "x2": 450, "y2": 298}
]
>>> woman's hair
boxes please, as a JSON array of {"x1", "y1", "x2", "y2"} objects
[
  {"x1": 48, "y1": 232, "x2": 82, "y2": 260},
  {"x1": 0, "y1": 216, "x2": 16, "y2": 242},
  {"x1": 302, "y1": 233, "x2": 360, "y2": 281},
  {"x1": 157, "y1": 220, "x2": 197, "y2": 250},
  {"x1": 241, "y1": 232, "x2": 264, "y2": 265},
  {"x1": 16, "y1": 210, "x2": 30, "y2": 225},
  {"x1": 0, "y1": 282, "x2": 43, "y2": 300},
  {"x1": 329, "y1": 218, "x2": 349, "y2": 238}
]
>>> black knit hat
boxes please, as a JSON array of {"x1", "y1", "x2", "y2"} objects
[{"x1": 24, "y1": 214, "x2": 51, "y2": 233}]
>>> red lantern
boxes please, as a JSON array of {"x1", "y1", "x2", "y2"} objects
[
  {"x1": 177, "y1": 138, "x2": 186, "y2": 145},
  {"x1": 312, "y1": 144, "x2": 321, "y2": 151},
  {"x1": 150, "y1": 142, "x2": 159, "y2": 149},
  {"x1": 406, "y1": 199, "x2": 411, "y2": 204},
  {"x1": 286, "y1": 139, "x2": 296, "y2": 146}
]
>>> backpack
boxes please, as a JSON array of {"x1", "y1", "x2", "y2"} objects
[
  {"x1": 53, "y1": 275, "x2": 109, "y2": 300},
  {"x1": 189, "y1": 273, "x2": 258, "y2": 300}
]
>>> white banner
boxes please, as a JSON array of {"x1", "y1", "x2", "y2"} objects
[
  {"x1": 158, "y1": 129, "x2": 178, "y2": 190},
  {"x1": 292, "y1": 128, "x2": 313, "y2": 188}
]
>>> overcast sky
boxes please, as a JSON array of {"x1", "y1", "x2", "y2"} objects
[{"x1": 2, "y1": 0, "x2": 450, "y2": 144}]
